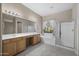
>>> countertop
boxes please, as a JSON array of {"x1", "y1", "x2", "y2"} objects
[{"x1": 2, "y1": 32, "x2": 40, "y2": 40}]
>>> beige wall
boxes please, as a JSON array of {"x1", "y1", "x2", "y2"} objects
[
  {"x1": 76, "y1": 4, "x2": 79, "y2": 56},
  {"x1": 43, "y1": 9, "x2": 72, "y2": 22},
  {"x1": 72, "y1": 4, "x2": 79, "y2": 56},
  {"x1": 2, "y1": 3, "x2": 42, "y2": 34},
  {"x1": 2, "y1": 3, "x2": 42, "y2": 22},
  {"x1": 72, "y1": 4, "x2": 77, "y2": 55},
  {"x1": 0, "y1": 4, "x2": 2, "y2": 56},
  {"x1": 0, "y1": 4, "x2": 2, "y2": 38}
]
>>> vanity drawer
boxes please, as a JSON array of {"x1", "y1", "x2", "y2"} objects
[
  {"x1": 16, "y1": 37, "x2": 26, "y2": 53},
  {"x1": 2, "y1": 39, "x2": 10, "y2": 43},
  {"x1": 31, "y1": 34, "x2": 41, "y2": 45}
]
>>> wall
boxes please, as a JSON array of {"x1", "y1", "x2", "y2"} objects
[
  {"x1": 43, "y1": 9, "x2": 72, "y2": 22},
  {"x1": 76, "y1": 4, "x2": 79, "y2": 56},
  {"x1": 2, "y1": 3, "x2": 42, "y2": 34},
  {"x1": 77, "y1": 4, "x2": 79, "y2": 55},
  {"x1": 72, "y1": 4, "x2": 77, "y2": 55},
  {"x1": 72, "y1": 4, "x2": 79, "y2": 55},
  {"x1": 0, "y1": 4, "x2": 2, "y2": 55}
]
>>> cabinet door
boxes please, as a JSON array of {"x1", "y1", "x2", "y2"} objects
[
  {"x1": 2, "y1": 39, "x2": 16, "y2": 56},
  {"x1": 26, "y1": 38, "x2": 30, "y2": 47},
  {"x1": 37, "y1": 35, "x2": 41, "y2": 42},
  {"x1": 31, "y1": 35, "x2": 41, "y2": 45},
  {"x1": 16, "y1": 37, "x2": 26, "y2": 53},
  {"x1": 32, "y1": 35, "x2": 38, "y2": 45}
]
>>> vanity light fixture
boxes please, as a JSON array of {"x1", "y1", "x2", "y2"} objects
[{"x1": 4, "y1": 10, "x2": 20, "y2": 17}]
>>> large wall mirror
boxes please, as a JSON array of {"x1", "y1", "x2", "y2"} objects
[
  {"x1": 2, "y1": 13, "x2": 36, "y2": 35},
  {"x1": 2, "y1": 14, "x2": 15, "y2": 34},
  {"x1": 27, "y1": 21, "x2": 35, "y2": 32},
  {"x1": 22, "y1": 19, "x2": 36, "y2": 33}
]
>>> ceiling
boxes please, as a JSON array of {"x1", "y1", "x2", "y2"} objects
[{"x1": 22, "y1": 3, "x2": 74, "y2": 16}]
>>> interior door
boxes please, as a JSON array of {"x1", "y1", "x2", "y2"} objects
[{"x1": 61, "y1": 22, "x2": 74, "y2": 48}]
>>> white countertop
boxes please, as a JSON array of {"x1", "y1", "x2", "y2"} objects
[{"x1": 2, "y1": 32, "x2": 40, "y2": 40}]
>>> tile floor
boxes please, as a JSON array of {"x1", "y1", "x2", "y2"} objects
[{"x1": 17, "y1": 43, "x2": 76, "y2": 56}]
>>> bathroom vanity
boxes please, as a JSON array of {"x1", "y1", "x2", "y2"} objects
[
  {"x1": 2, "y1": 33, "x2": 41, "y2": 56},
  {"x1": 1, "y1": 7, "x2": 41, "y2": 56}
]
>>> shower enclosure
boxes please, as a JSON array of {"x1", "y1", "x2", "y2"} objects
[
  {"x1": 43, "y1": 19, "x2": 74, "y2": 50},
  {"x1": 43, "y1": 20, "x2": 59, "y2": 46}
]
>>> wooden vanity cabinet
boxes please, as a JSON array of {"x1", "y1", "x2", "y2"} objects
[
  {"x1": 2, "y1": 37, "x2": 26, "y2": 56},
  {"x1": 2, "y1": 34, "x2": 41, "y2": 56},
  {"x1": 16, "y1": 37, "x2": 26, "y2": 53},
  {"x1": 31, "y1": 34, "x2": 41, "y2": 45},
  {"x1": 2, "y1": 38, "x2": 16, "y2": 56}
]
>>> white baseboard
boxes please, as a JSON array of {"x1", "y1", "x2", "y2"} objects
[{"x1": 55, "y1": 44, "x2": 75, "y2": 52}]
